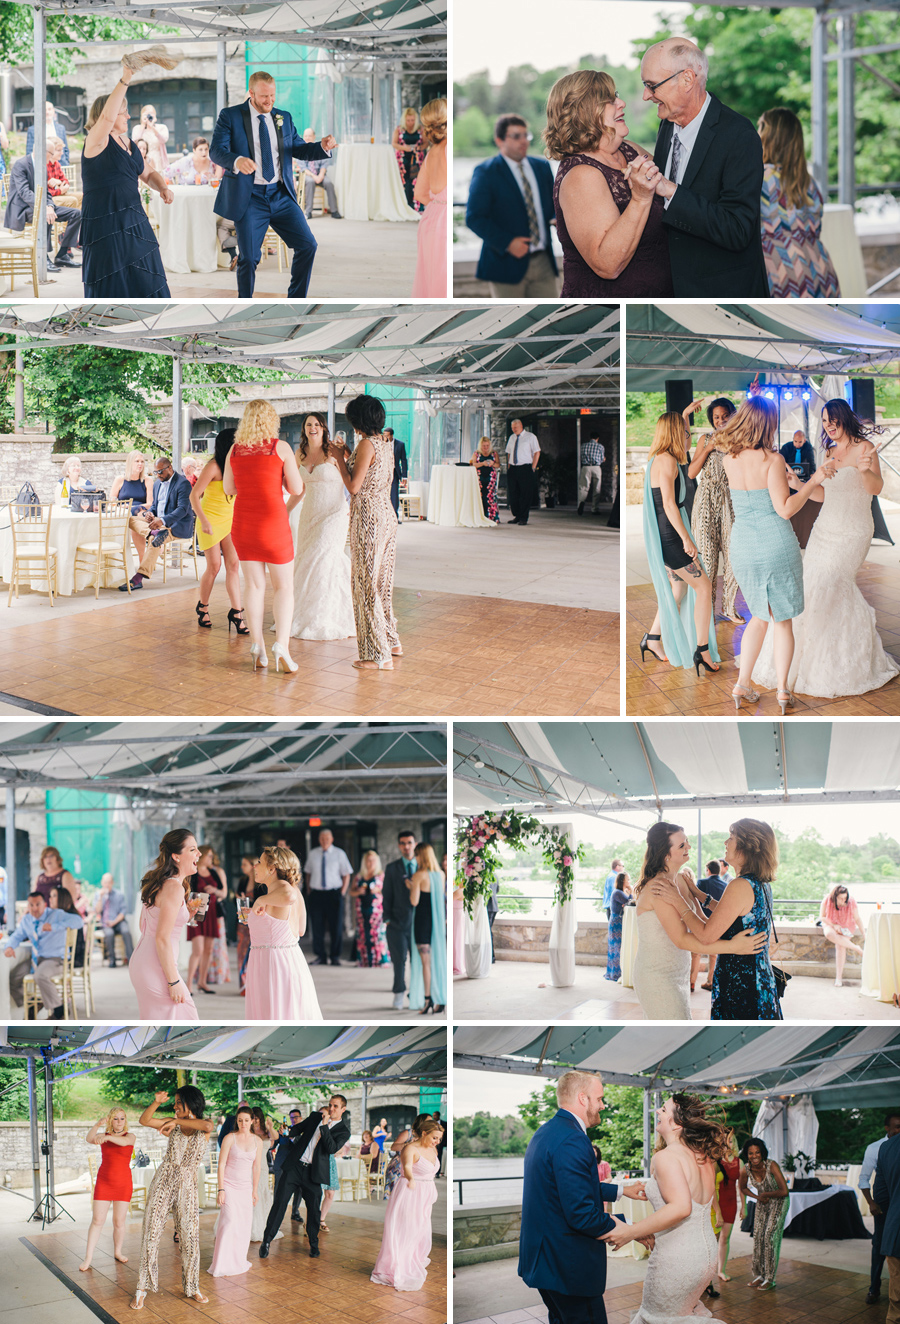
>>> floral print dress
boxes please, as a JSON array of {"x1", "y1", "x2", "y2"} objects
[
  {"x1": 354, "y1": 873, "x2": 389, "y2": 967},
  {"x1": 710, "y1": 874, "x2": 782, "y2": 1020}
]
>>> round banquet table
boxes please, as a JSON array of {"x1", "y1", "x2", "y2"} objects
[
  {"x1": 0, "y1": 508, "x2": 134, "y2": 596},
  {"x1": 860, "y1": 911, "x2": 900, "y2": 1002},
  {"x1": 332, "y1": 144, "x2": 418, "y2": 222},
  {"x1": 151, "y1": 184, "x2": 219, "y2": 274},
  {"x1": 426, "y1": 466, "x2": 495, "y2": 528},
  {"x1": 132, "y1": 1157, "x2": 209, "y2": 1208},
  {"x1": 0, "y1": 943, "x2": 30, "y2": 1019},
  {"x1": 782, "y1": 1185, "x2": 870, "y2": 1240},
  {"x1": 607, "y1": 1187, "x2": 653, "y2": 1261},
  {"x1": 821, "y1": 204, "x2": 867, "y2": 298},
  {"x1": 620, "y1": 905, "x2": 639, "y2": 988}
]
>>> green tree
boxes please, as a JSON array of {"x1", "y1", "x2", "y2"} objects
[
  {"x1": 0, "y1": 7, "x2": 177, "y2": 81},
  {"x1": 98, "y1": 1064, "x2": 323, "y2": 1119},
  {"x1": 24, "y1": 346, "x2": 172, "y2": 453},
  {"x1": 497, "y1": 884, "x2": 533, "y2": 916}
]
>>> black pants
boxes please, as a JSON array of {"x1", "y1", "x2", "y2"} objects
[
  {"x1": 32, "y1": 203, "x2": 81, "y2": 255},
  {"x1": 488, "y1": 907, "x2": 497, "y2": 963},
  {"x1": 538, "y1": 1287, "x2": 607, "y2": 1324},
  {"x1": 390, "y1": 477, "x2": 400, "y2": 518},
  {"x1": 507, "y1": 464, "x2": 535, "y2": 523},
  {"x1": 872, "y1": 1212, "x2": 886, "y2": 1294},
  {"x1": 307, "y1": 888, "x2": 343, "y2": 962},
  {"x1": 385, "y1": 919, "x2": 411, "y2": 993},
  {"x1": 265, "y1": 1163, "x2": 321, "y2": 1249}
]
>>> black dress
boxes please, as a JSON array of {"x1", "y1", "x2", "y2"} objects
[
  {"x1": 414, "y1": 892, "x2": 433, "y2": 945},
  {"x1": 651, "y1": 486, "x2": 693, "y2": 570},
  {"x1": 81, "y1": 137, "x2": 170, "y2": 296}
]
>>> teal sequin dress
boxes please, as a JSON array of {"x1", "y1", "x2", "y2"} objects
[{"x1": 729, "y1": 488, "x2": 803, "y2": 622}]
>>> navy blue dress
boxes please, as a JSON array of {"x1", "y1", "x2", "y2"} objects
[
  {"x1": 81, "y1": 138, "x2": 169, "y2": 297},
  {"x1": 711, "y1": 874, "x2": 782, "y2": 1020}
]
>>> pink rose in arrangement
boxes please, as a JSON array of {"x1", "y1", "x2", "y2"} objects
[{"x1": 563, "y1": 856, "x2": 573, "y2": 867}]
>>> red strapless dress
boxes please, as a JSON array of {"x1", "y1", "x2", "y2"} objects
[
  {"x1": 94, "y1": 1140, "x2": 134, "y2": 1201},
  {"x1": 229, "y1": 439, "x2": 294, "y2": 564}
]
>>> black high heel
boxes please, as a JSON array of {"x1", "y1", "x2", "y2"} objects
[
  {"x1": 196, "y1": 601, "x2": 212, "y2": 629},
  {"x1": 433, "y1": 1004, "x2": 445, "y2": 1015},
  {"x1": 228, "y1": 607, "x2": 250, "y2": 636},
  {"x1": 693, "y1": 644, "x2": 719, "y2": 676},
  {"x1": 639, "y1": 632, "x2": 666, "y2": 664},
  {"x1": 419, "y1": 995, "x2": 435, "y2": 1015}
]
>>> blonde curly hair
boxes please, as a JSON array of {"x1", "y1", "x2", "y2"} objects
[
  {"x1": 420, "y1": 98, "x2": 447, "y2": 147},
  {"x1": 715, "y1": 397, "x2": 778, "y2": 457},
  {"x1": 104, "y1": 1105, "x2": 129, "y2": 1135},
  {"x1": 260, "y1": 845, "x2": 302, "y2": 890},
  {"x1": 235, "y1": 399, "x2": 281, "y2": 446},
  {"x1": 544, "y1": 70, "x2": 617, "y2": 159}
]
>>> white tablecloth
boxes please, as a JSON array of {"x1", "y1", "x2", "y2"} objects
[
  {"x1": 0, "y1": 943, "x2": 29, "y2": 1019},
  {"x1": 861, "y1": 911, "x2": 900, "y2": 1001},
  {"x1": 152, "y1": 185, "x2": 219, "y2": 274},
  {"x1": 132, "y1": 1158, "x2": 209, "y2": 1207},
  {"x1": 607, "y1": 1189, "x2": 653, "y2": 1260},
  {"x1": 822, "y1": 204, "x2": 868, "y2": 298},
  {"x1": 332, "y1": 144, "x2": 418, "y2": 223},
  {"x1": 0, "y1": 508, "x2": 133, "y2": 596},
  {"x1": 621, "y1": 906, "x2": 639, "y2": 988},
  {"x1": 783, "y1": 1184, "x2": 839, "y2": 1228},
  {"x1": 427, "y1": 467, "x2": 494, "y2": 528}
]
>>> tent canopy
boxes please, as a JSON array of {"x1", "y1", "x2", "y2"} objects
[
  {"x1": 453, "y1": 721, "x2": 900, "y2": 817},
  {"x1": 0, "y1": 301, "x2": 620, "y2": 409},
  {"x1": 453, "y1": 1025, "x2": 900, "y2": 1111},
  {"x1": 0, "y1": 720, "x2": 447, "y2": 822},
  {"x1": 626, "y1": 303, "x2": 900, "y2": 392},
  {"x1": 1, "y1": 1024, "x2": 447, "y2": 1087}
]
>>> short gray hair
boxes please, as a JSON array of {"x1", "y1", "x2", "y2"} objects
[
  {"x1": 556, "y1": 1070, "x2": 602, "y2": 1106},
  {"x1": 645, "y1": 37, "x2": 709, "y2": 89}
]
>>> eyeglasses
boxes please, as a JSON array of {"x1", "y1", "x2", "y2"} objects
[
  {"x1": 642, "y1": 68, "x2": 688, "y2": 94},
  {"x1": 505, "y1": 130, "x2": 533, "y2": 142}
]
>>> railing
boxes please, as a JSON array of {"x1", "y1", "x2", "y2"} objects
[
  {"x1": 455, "y1": 1175, "x2": 524, "y2": 1205},
  {"x1": 493, "y1": 894, "x2": 827, "y2": 920}
]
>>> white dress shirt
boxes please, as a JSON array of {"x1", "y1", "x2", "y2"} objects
[
  {"x1": 502, "y1": 154, "x2": 549, "y2": 252},
  {"x1": 860, "y1": 1135, "x2": 887, "y2": 1191},
  {"x1": 299, "y1": 1116, "x2": 338, "y2": 1165},
  {"x1": 506, "y1": 430, "x2": 541, "y2": 466},
  {"x1": 663, "y1": 93, "x2": 712, "y2": 209},
  {"x1": 304, "y1": 845, "x2": 353, "y2": 891},
  {"x1": 559, "y1": 1108, "x2": 624, "y2": 1200},
  {"x1": 249, "y1": 110, "x2": 282, "y2": 185}
]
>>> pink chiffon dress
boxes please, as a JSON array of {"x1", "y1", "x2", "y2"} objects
[
  {"x1": 244, "y1": 909, "x2": 323, "y2": 1021},
  {"x1": 208, "y1": 1141, "x2": 255, "y2": 1277},
  {"x1": 452, "y1": 892, "x2": 465, "y2": 976},
  {"x1": 411, "y1": 186, "x2": 447, "y2": 296},
  {"x1": 371, "y1": 1154, "x2": 438, "y2": 1291},
  {"x1": 129, "y1": 900, "x2": 199, "y2": 1021}
]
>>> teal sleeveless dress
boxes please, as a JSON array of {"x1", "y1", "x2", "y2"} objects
[{"x1": 729, "y1": 488, "x2": 803, "y2": 621}]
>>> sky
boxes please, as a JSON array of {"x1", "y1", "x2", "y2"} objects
[
  {"x1": 453, "y1": 0, "x2": 692, "y2": 83},
  {"x1": 455, "y1": 1067, "x2": 551, "y2": 1118}
]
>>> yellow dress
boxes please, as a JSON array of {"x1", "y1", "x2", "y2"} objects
[{"x1": 197, "y1": 479, "x2": 234, "y2": 550}]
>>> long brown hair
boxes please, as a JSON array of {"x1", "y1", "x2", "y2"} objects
[
  {"x1": 298, "y1": 412, "x2": 332, "y2": 462},
  {"x1": 662, "y1": 1093, "x2": 733, "y2": 1164},
  {"x1": 635, "y1": 821, "x2": 683, "y2": 897},
  {"x1": 140, "y1": 828, "x2": 195, "y2": 908},
  {"x1": 758, "y1": 107, "x2": 810, "y2": 210}
]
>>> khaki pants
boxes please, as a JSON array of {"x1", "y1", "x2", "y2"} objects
[
  {"x1": 489, "y1": 250, "x2": 560, "y2": 298},
  {"x1": 10, "y1": 956, "x2": 64, "y2": 1011},
  {"x1": 888, "y1": 1257, "x2": 900, "y2": 1323},
  {"x1": 130, "y1": 517, "x2": 173, "y2": 578},
  {"x1": 578, "y1": 464, "x2": 604, "y2": 510}
]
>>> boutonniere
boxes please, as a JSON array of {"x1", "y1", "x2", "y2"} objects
[{"x1": 275, "y1": 115, "x2": 284, "y2": 129}]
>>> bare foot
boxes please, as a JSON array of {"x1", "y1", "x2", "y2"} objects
[
  {"x1": 115, "y1": 1254, "x2": 129, "y2": 1264},
  {"x1": 79, "y1": 1261, "x2": 92, "y2": 1272},
  {"x1": 717, "y1": 1272, "x2": 730, "y2": 1282}
]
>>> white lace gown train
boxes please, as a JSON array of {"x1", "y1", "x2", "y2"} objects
[
  {"x1": 288, "y1": 462, "x2": 355, "y2": 641},
  {"x1": 630, "y1": 1177, "x2": 716, "y2": 1323}
]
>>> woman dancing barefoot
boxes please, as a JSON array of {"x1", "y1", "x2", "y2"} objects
[
  {"x1": 371, "y1": 1116, "x2": 443, "y2": 1291},
  {"x1": 130, "y1": 1087, "x2": 215, "y2": 1310},
  {"x1": 79, "y1": 1107, "x2": 135, "y2": 1271},
  {"x1": 602, "y1": 1094, "x2": 732, "y2": 1321}
]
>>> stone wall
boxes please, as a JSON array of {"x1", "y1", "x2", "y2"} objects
[
  {"x1": 0, "y1": 1118, "x2": 114, "y2": 1188},
  {"x1": 0, "y1": 417, "x2": 172, "y2": 504},
  {"x1": 454, "y1": 1204, "x2": 521, "y2": 1264}
]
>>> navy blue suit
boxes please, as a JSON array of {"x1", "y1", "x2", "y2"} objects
[
  {"x1": 466, "y1": 154, "x2": 557, "y2": 286},
  {"x1": 519, "y1": 1109, "x2": 621, "y2": 1324},
  {"x1": 210, "y1": 103, "x2": 330, "y2": 297},
  {"x1": 874, "y1": 1133, "x2": 900, "y2": 1261},
  {"x1": 149, "y1": 472, "x2": 194, "y2": 540}
]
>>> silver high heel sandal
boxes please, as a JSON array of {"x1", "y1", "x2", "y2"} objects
[
  {"x1": 250, "y1": 643, "x2": 268, "y2": 671},
  {"x1": 272, "y1": 643, "x2": 298, "y2": 674},
  {"x1": 732, "y1": 685, "x2": 760, "y2": 711},
  {"x1": 776, "y1": 689, "x2": 795, "y2": 715},
  {"x1": 129, "y1": 1291, "x2": 147, "y2": 1311},
  {"x1": 352, "y1": 657, "x2": 393, "y2": 671}
]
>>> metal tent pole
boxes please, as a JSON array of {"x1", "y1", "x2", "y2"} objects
[
  {"x1": 838, "y1": 15, "x2": 856, "y2": 207},
  {"x1": 27, "y1": 1057, "x2": 41, "y2": 1210},
  {"x1": 34, "y1": 7, "x2": 47, "y2": 282},
  {"x1": 361, "y1": 1081, "x2": 368, "y2": 1130},
  {"x1": 172, "y1": 357, "x2": 183, "y2": 468},
  {"x1": 811, "y1": 11, "x2": 829, "y2": 201},
  {"x1": 642, "y1": 1089, "x2": 651, "y2": 1174},
  {"x1": 327, "y1": 381, "x2": 335, "y2": 438},
  {"x1": 14, "y1": 348, "x2": 24, "y2": 429},
  {"x1": 216, "y1": 42, "x2": 227, "y2": 115},
  {"x1": 44, "y1": 1059, "x2": 56, "y2": 1211},
  {"x1": 5, "y1": 787, "x2": 16, "y2": 904}
]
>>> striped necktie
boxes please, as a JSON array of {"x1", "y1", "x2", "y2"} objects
[
  {"x1": 668, "y1": 129, "x2": 682, "y2": 184},
  {"x1": 516, "y1": 161, "x2": 541, "y2": 245}
]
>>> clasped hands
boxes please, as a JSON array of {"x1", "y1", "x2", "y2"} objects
[
  {"x1": 598, "y1": 1184, "x2": 655, "y2": 1252},
  {"x1": 622, "y1": 154, "x2": 674, "y2": 200}
]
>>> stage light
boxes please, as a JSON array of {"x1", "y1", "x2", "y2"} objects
[
  {"x1": 802, "y1": 389, "x2": 811, "y2": 401},
  {"x1": 783, "y1": 389, "x2": 794, "y2": 400},
  {"x1": 745, "y1": 391, "x2": 753, "y2": 400},
  {"x1": 764, "y1": 389, "x2": 775, "y2": 400}
]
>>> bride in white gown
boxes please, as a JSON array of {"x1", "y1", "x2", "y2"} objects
[
  {"x1": 632, "y1": 822, "x2": 767, "y2": 1019},
  {"x1": 288, "y1": 413, "x2": 355, "y2": 641},
  {"x1": 753, "y1": 399, "x2": 899, "y2": 698},
  {"x1": 602, "y1": 1094, "x2": 728, "y2": 1322},
  {"x1": 248, "y1": 1113, "x2": 281, "y2": 1242}
]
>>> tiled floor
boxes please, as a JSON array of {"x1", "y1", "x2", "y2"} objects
[
  {"x1": 2, "y1": 583, "x2": 619, "y2": 717},
  {"x1": 23, "y1": 1203, "x2": 446, "y2": 1324},
  {"x1": 457, "y1": 1255, "x2": 871, "y2": 1324},
  {"x1": 625, "y1": 564, "x2": 900, "y2": 716}
]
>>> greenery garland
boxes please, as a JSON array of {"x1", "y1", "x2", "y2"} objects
[{"x1": 455, "y1": 809, "x2": 583, "y2": 916}]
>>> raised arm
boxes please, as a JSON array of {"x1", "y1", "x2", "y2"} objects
[
  {"x1": 768, "y1": 452, "x2": 831, "y2": 519},
  {"x1": 333, "y1": 436, "x2": 374, "y2": 495},
  {"x1": 85, "y1": 60, "x2": 133, "y2": 157},
  {"x1": 855, "y1": 441, "x2": 884, "y2": 496},
  {"x1": 140, "y1": 1092, "x2": 174, "y2": 1131}
]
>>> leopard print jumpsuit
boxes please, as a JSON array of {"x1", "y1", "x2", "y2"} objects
[
  {"x1": 692, "y1": 436, "x2": 740, "y2": 622},
  {"x1": 348, "y1": 433, "x2": 400, "y2": 663},
  {"x1": 136, "y1": 1126, "x2": 209, "y2": 1296}
]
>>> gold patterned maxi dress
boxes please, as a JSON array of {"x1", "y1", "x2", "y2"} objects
[
  {"x1": 136, "y1": 1126, "x2": 209, "y2": 1296},
  {"x1": 348, "y1": 434, "x2": 400, "y2": 662},
  {"x1": 692, "y1": 442, "x2": 740, "y2": 622}
]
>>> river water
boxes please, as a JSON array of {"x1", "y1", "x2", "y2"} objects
[{"x1": 453, "y1": 1155, "x2": 525, "y2": 1207}]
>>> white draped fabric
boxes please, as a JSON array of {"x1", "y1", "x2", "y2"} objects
[
  {"x1": 427, "y1": 466, "x2": 494, "y2": 527},
  {"x1": 861, "y1": 913, "x2": 900, "y2": 1001},
  {"x1": 752, "y1": 1095, "x2": 819, "y2": 1166},
  {"x1": 332, "y1": 144, "x2": 419, "y2": 222},
  {"x1": 151, "y1": 186, "x2": 219, "y2": 274},
  {"x1": 645, "y1": 723, "x2": 748, "y2": 796},
  {"x1": 827, "y1": 726, "x2": 900, "y2": 793}
]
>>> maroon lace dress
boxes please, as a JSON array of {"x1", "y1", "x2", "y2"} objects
[{"x1": 553, "y1": 142, "x2": 673, "y2": 296}]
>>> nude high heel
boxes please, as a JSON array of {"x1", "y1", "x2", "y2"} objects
[
  {"x1": 777, "y1": 689, "x2": 795, "y2": 715},
  {"x1": 250, "y1": 643, "x2": 268, "y2": 671},
  {"x1": 732, "y1": 685, "x2": 760, "y2": 711},
  {"x1": 272, "y1": 643, "x2": 298, "y2": 674}
]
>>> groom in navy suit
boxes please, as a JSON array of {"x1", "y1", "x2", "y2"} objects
[
  {"x1": 210, "y1": 72, "x2": 337, "y2": 298},
  {"x1": 519, "y1": 1070, "x2": 651, "y2": 1324}
]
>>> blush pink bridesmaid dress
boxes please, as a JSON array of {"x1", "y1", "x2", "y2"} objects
[
  {"x1": 371, "y1": 1153, "x2": 439, "y2": 1291},
  {"x1": 129, "y1": 899, "x2": 199, "y2": 1021},
  {"x1": 244, "y1": 909, "x2": 323, "y2": 1021},
  {"x1": 208, "y1": 1141, "x2": 255, "y2": 1277},
  {"x1": 411, "y1": 186, "x2": 447, "y2": 297}
]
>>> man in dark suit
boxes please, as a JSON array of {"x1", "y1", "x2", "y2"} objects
[
  {"x1": 120, "y1": 455, "x2": 195, "y2": 591},
  {"x1": 873, "y1": 1128, "x2": 900, "y2": 1320},
  {"x1": 641, "y1": 38, "x2": 769, "y2": 296},
  {"x1": 382, "y1": 830, "x2": 417, "y2": 1010},
  {"x1": 260, "y1": 1095, "x2": 350, "y2": 1259},
  {"x1": 384, "y1": 428, "x2": 407, "y2": 521},
  {"x1": 210, "y1": 72, "x2": 336, "y2": 298},
  {"x1": 5, "y1": 146, "x2": 81, "y2": 272},
  {"x1": 519, "y1": 1070, "x2": 649, "y2": 1324},
  {"x1": 466, "y1": 114, "x2": 560, "y2": 298}
]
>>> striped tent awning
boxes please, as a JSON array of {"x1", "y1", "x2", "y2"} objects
[{"x1": 453, "y1": 1025, "x2": 900, "y2": 1111}]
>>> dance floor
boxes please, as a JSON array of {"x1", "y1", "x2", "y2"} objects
[
  {"x1": 2, "y1": 582, "x2": 619, "y2": 717},
  {"x1": 625, "y1": 562, "x2": 900, "y2": 716},
  {"x1": 456, "y1": 1256, "x2": 871, "y2": 1324},
  {"x1": 22, "y1": 1206, "x2": 446, "y2": 1324}
]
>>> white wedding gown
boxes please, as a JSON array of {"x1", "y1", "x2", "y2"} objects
[
  {"x1": 250, "y1": 1144, "x2": 282, "y2": 1242},
  {"x1": 288, "y1": 462, "x2": 355, "y2": 641},
  {"x1": 632, "y1": 911, "x2": 691, "y2": 1020},
  {"x1": 753, "y1": 465, "x2": 900, "y2": 697},
  {"x1": 630, "y1": 1176, "x2": 716, "y2": 1323}
]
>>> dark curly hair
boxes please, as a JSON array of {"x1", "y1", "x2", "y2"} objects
[
  {"x1": 821, "y1": 398, "x2": 884, "y2": 449},
  {"x1": 706, "y1": 397, "x2": 736, "y2": 429},
  {"x1": 140, "y1": 828, "x2": 196, "y2": 908},
  {"x1": 175, "y1": 1085, "x2": 206, "y2": 1118},
  {"x1": 635, "y1": 821, "x2": 683, "y2": 897},
  {"x1": 741, "y1": 1137, "x2": 769, "y2": 1163},
  {"x1": 345, "y1": 393, "x2": 386, "y2": 437},
  {"x1": 664, "y1": 1093, "x2": 733, "y2": 1163},
  {"x1": 298, "y1": 412, "x2": 332, "y2": 462}
]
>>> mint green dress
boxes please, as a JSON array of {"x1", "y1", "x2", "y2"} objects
[{"x1": 729, "y1": 489, "x2": 803, "y2": 621}]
